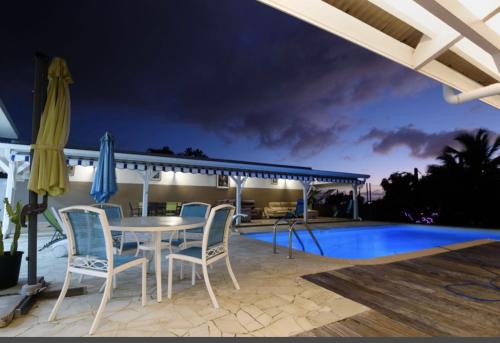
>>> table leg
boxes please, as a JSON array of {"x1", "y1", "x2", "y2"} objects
[{"x1": 155, "y1": 231, "x2": 162, "y2": 302}]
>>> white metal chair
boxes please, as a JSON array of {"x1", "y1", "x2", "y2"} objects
[
  {"x1": 48, "y1": 206, "x2": 148, "y2": 335},
  {"x1": 136, "y1": 202, "x2": 210, "y2": 275},
  {"x1": 167, "y1": 202, "x2": 211, "y2": 250},
  {"x1": 91, "y1": 203, "x2": 140, "y2": 255},
  {"x1": 167, "y1": 204, "x2": 239, "y2": 308}
]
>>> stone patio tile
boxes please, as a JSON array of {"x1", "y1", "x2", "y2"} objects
[
  {"x1": 207, "y1": 320, "x2": 222, "y2": 337},
  {"x1": 236, "y1": 310, "x2": 263, "y2": 332},
  {"x1": 187, "y1": 324, "x2": 209, "y2": 337},
  {"x1": 213, "y1": 313, "x2": 248, "y2": 334},
  {"x1": 240, "y1": 304, "x2": 263, "y2": 319},
  {"x1": 328, "y1": 297, "x2": 369, "y2": 320}
]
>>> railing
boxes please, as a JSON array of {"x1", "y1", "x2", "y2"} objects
[{"x1": 272, "y1": 217, "x2": 324, "y2": 259}]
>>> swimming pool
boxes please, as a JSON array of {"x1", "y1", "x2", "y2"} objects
[{"x1": 244, "y1": 225, "x2": 500, "y2": 259}]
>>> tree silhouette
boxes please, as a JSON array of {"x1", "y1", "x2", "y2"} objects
[
  {"x1": 372, "y1": 129, "x2": 500, "y2": 228},
  {"x1": 180, "y1": 147, "x2": 208, "y2": 158},
  {"x1": 426, "y1": 129, "x2": 500, "y2": 226},
  {"x1": 147, "y1": 146, "x2": 208, "y2": 158},
  {"x1": 147, "y1": 146, "x2": 175, "y2": 155}
]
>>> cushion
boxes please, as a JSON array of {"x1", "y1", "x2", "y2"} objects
[
  {"x1": 175, "y1": 247, "x2": 202, "y2": 259},
  {"x1": 113, "y1": 255, "x2": 141, "y2": 268}
]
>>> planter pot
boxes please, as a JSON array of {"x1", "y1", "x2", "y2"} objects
[{"x1": 0, "y1": 251, "x2": 24, "y2": 290}]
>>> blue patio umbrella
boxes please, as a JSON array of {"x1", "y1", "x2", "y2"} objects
[{"x1": 90, "y1": 132, "x2": 117, "y2": 203}]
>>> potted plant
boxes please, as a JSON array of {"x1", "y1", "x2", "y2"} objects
[{"x1": 0, "y1": 198, "x2": 25, "y2": 290}]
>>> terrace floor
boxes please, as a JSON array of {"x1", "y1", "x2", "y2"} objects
[
  {"x1": 2, "y1": 225, "x2": 498, "y2": 337},
  {"x1": 0, "y1": 226, "x2": 368, "y2": 337},
  {"x1": 299, "y1": 241, "x2": 500, "y2": 337}
]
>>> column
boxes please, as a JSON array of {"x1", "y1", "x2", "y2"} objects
[
  {"x1": 301, "y1": 180, "x2": 312, "y2": 222},
  {"x1": 352, "y1": 183, "x2": 359, "y2": 220},
  {"x1": 2, "y1": 160, "x2": 17, "y2": 236},
  {"x1": 141, "y1": 168, "x2": 151, "y2": 217},
  {"x1": 230, "y1": 176, "x2": 247, "y2": 225}
]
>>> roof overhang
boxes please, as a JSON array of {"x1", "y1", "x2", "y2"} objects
[
  {"x1": 258, "y1": 0, "x2": 500, "y2": 108},
  {"x1": 0, "y1": 98, "x2": 19, "y2": 139},
  {"x1": 0, "y1": 142, "x2": 369, "y2": 184}
]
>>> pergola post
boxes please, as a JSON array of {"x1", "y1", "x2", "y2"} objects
[
  {"x1": 230, "y1": 175, "x2": 247, "y2": 225},
  {"x1": 352, "y1": 183, "x2": 359, "y2": 220},
  {"x1": 140, "y1": 168, "x2": 151, "y2": 217},
  {"x1": 301, "y1": 180, "x2": 312, "y2": 222},
  {"x1": 2, "y1": 160, "x2": 17, "y2": 236}
]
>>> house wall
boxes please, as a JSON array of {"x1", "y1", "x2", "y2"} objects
[{"x1": 12, "y1": 166, "x2": 304, "y2": 217}]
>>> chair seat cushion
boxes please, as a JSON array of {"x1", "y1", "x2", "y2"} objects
[
  {"x1": 175, "y1": 247, "x2": 202, "y2": 259},
  {"x1": 187, "y1": 227, "x2": 204, "y2": 233},
  {"x1": 163, "y1": 238, "x2": 200, "y2": 246},
  {"x1": 115, "y1": 241, "x2": 140, "y2": 251},
  {"x1": 113, "y1": 255, "x2": 142, "y2": 268}
]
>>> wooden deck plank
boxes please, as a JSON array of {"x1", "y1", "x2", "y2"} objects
[
  {"x1": 301, "y1": 242, "x2": 500, "y2": 337},
  {"x1": 298, "y1": 310, "x2": 428, "y2": 337}
]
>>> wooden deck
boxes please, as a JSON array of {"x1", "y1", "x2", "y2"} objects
[{"x1": 300, "y1": 242, "x2": 500, "y2": 337}]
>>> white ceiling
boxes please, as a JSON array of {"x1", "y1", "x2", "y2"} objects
[{"x1": 0, "y1": 99, "x2": 19, "y2": 140}]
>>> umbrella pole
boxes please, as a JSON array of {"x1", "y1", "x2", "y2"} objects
[
  {"x1": 27, "y1": 52, "x2": 49, "y2": 286},
  {"x1": 15, "y1": 53, "x2": 50, "y2": 314}
]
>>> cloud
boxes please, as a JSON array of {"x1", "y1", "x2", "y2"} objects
[
  {"x1": 0, "y1": 0, "x2": 434, "y2": 157},
  {"x1": 358, "y1": 126, "x2": 499, "y2": 159}
]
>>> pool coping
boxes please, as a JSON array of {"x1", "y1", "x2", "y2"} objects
[{"x1": 237, "y1": 233, "x2": 497, "y2": 266}]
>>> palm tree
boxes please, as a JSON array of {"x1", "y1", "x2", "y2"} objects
[
  {"x1": 427, "y1": 129, "x2": 500, "y2": 227},
  {"x1": 430, "y1": 129, "x2": 500, "y2": 175}
]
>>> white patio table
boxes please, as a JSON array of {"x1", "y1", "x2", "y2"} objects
[{"x1": 109, "y1": 216, "x2": 206, "y2": 302}]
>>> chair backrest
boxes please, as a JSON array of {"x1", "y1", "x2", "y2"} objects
[
  {"x1": 91, "y1": 203, "x2": 123, "y2": 221},
  {"x1": 59, "y1": 206, "x2": 113, "y2": 272},
  {"x1": 180, "y1": 202, "x2": 211, "y2": 219},
  {"x1": 202, "y1": 204, "x2": 235, "y2": 260}
]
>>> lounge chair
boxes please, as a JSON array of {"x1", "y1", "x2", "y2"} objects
[
  {"x1": 39, "y1": 207, "x2": 67, "y2": 252},
  {"x1": 165, "y1": 201, "x2": 180, "y2": 216},
  {"x1": 167, "y1": 204, "x2": 239, "y2": 308},
  {"x1": 48, "y1": 206, "x2": 148, "y2": 335}
]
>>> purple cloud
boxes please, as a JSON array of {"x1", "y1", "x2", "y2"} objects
[{"x1": 358, "y1": 126, "x2": 499, "y2": 159}]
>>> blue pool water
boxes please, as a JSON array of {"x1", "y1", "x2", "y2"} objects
[{"x1": 244, "y1": 225, "x2": 500, "y2": 259}]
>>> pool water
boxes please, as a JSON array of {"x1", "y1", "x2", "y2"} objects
[{"x1": 244, "y1": 225, "x2": 500, "y2": 259}]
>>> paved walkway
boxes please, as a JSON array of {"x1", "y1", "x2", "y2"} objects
[{"x1": 0, "y1": 231, "x2": 367, "y2": 337}]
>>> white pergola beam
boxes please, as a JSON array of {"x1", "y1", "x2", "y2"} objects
[
  {"x1": 416, "y1": 0, "x2": 500, "y2": 55},
  {"x1": 258, "y1": 0, "x2": 500, "y2": 108},
  {"x1": 368, "y1": 0, "x2": 500, "y2": 79},
  {"x1": 413, "y1": 32, "x2": 461, "y2": 69}
]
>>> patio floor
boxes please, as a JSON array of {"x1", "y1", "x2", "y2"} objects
[{"x1": 0, "y1": 228, "x2": 368, "y2": 337}]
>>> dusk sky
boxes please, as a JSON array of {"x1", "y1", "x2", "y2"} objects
[{"x1": 1, "y1": 0, "x2": 499, "y2": 191}]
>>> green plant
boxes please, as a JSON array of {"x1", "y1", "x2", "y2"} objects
[
  {"x1": 3, "y1": 198, "x2": 24, "y2": 255},
  {"x1": 0, "y1": 220, "x2": 3, "y2": 255}
]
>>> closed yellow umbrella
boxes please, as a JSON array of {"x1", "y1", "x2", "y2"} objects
[{"x1": 28, "y1": 57, "x2": 73, "y2": 196}]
